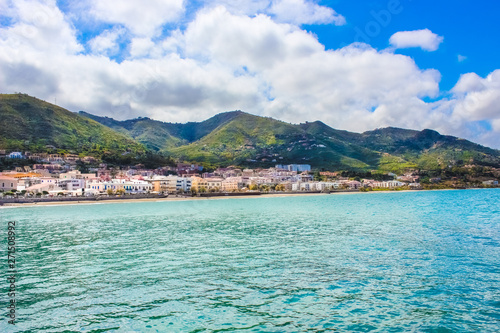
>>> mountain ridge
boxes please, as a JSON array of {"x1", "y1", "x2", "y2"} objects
[
  {"x1": 1, "y1": 93, "x2": 499, "y2": 172},
  {"x1": 0, "y1": 94, "x2": 145, "y2": 157},
  {"x1": 78, "y1": 108, "x2": 500, "y2": 171}
]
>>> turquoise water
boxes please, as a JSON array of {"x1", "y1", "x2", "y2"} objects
[{"x1": 1, "y1": 189, "x2": 500, "y2": 332}]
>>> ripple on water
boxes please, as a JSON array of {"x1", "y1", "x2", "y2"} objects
[{"x1": 1, "y1": 189, "x2": 499, "y2": 332}]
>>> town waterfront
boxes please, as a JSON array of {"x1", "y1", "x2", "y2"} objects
[{"x1": 1, "y1": 189, "x2": 500, "y2": 332}]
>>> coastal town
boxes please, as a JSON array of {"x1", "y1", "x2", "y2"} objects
[{"x1": 1, "y1": 150, "x2": 499, "y2": 202}]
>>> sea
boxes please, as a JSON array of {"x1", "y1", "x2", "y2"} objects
[{"x1": 1, "y1": 189, "x2": 499, "y2": 332}]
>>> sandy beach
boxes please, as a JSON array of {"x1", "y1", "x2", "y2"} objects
[
  {"x1": 1, "y1": 188, "x2": 478, "y2": 208},
  {"x1": 1, "y1": 192, "x2": 335, "y2": 207}
]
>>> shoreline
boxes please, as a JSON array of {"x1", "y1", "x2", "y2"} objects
[
  {"x1": 0, "y1": 192, "x2": 329, "y2": 208},
  {"x1": 2, "y1": 188, "x2": 496, "y2": 208}
]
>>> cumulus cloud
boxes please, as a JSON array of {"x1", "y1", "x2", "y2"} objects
[
  {"x1": 0, "y1": 1, "x2": 499, "y2": 148},
  {"x1": 199, "y1": 0, "x2": 344, "y2": 25},
  {"x1": 1, "y1": 0, "x2": 82, "y2": 54},
  {"x1": 390, "y1": 29, "x2": 444, "y2": 51},
  {"x1": 269, "y1": 0, "x2": 346, "y2": 25},
  {"x1": 452, "y1": 70, "x2": 500, "y2": 121},
  {"x1": 88, "y1": 28, "x2": 125, "y2": 56},
  {"x1": 88, "y1": 0, "x2": 185, "y2": 36},
  {"x1": 129, "y1": 37, "x2": 156, "y2": 58}
]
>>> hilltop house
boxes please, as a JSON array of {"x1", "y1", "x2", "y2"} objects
[{"x1": 7, "y1": 152, "x2": 23, "y2": 159}]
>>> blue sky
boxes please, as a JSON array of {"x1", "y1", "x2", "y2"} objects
[
  {"x1": 0, "y1": 0, "x2": 499, "y2": 148},
  {"x1": 309, "y1": 0, "x2": 500, "y2": 91}
]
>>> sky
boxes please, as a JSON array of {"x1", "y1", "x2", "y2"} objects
[{"x1": 0, "y1": 0, "x2": 499, "y2": 148}]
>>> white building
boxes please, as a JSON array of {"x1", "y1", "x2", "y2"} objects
[
  {"x1": 275, "y1": 164, "x2": 311, "y2": 172},
  {"x1": 59, "y1": 179, "x2": 85, "y2": 191},
  {"x1": 86, "y1": 179, "x2": 152, "y2": 194},
  {"x1": 370, "y1": 180, "x2": 405, "y2": 188}
]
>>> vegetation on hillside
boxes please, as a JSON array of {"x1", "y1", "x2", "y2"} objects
[
  {"x1": 0, "y1": 94, "x2": 146, "y2": 159},
  {"x1": 2, "y1": 93, "x2": 500, "y2": 174}
]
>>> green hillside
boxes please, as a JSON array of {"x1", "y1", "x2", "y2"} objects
[
  {"x1": 81, "y1": 111, "x2": 383, "y2": 169},
  {"x1": 3, "y1": 93, "x2": 499, "y2": 172},
  {"x1": 78, "y1": 110, "x2": 247, "y2": 151},
  {"x1": 79, "y1": 108, "x2": 500, "y2": 171},
  {"x1": 0, "y1": 94, "x2": 145, "y2": 157},
  {"x1": 357, "y1": 128, "x2": 500, "y2": 171}
]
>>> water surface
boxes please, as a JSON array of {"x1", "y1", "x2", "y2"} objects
[{"x1": 1, "y1": 189, "x2": 500, "y2": 332}]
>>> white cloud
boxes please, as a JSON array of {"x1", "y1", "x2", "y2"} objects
[
  {"x1": 182, "y1": 7, "x2": 440, "y2": 131},
  {"x1": 452, "y1": 70, "x2": 500, "y2": 121},
  {"x1": 197, "y1": 0, "x2": 270, "y2": 16},
  {"x1": 88, "y1": 28, "x2": 125, "y2": 56},
  {"x1": 269, "y1": 0, "x2": 346, "y2": 25},
  {"x1": 199, "y1": 0, "x2": 344, "y2": 26},
  {"x1": 458, "y1": 54, "x2": 467, "y2": 62},
  {"x1": 389, "y1": 29, "x2": 444, "y2": 51},
  {"x1": 184, "y1": 7, "x2": 324, "y2": 71},
  {"x1": 129, "y1": 37, "x2": 155, "y2": 58},
  {"x1": 1, "y1": 0, "x2": 82, "y2": 54},
  {"x1": 89, "y1": 0, "x2": 185, "y2": 37},
  {"x1": 1, "y1": 1, "x2": 500, "y2": 149}
]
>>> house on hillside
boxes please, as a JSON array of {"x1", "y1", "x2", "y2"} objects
[{"x1": 7, "y1": 152, "x2": 23, "y2": 159}]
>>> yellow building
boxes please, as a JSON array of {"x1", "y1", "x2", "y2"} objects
[
  {"x1": 221, "y1": 178, "x2": 240, "y2": 192},
  {"x1": 191, "y1": 177, "x2": 223, "y2": 192}
]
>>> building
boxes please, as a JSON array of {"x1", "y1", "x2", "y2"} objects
[
  {"x1": 47, "y1": 154, "x2": 64, "y2": 163},
  {"x1": 320, "y1": 171, "x2": 339, "y2": 178},
  {"x1": 221, "y1": 177, "x2": 242, "y2": 192},
  {"x1": 58, "y1": 179, "x2": 85, "y2": 191},
  {"x1": 275, "y1": 164, "x2": 311, "y2": 172},
  {"x1": 7, "y1": 152, "x2": 23, "y2": 159},
  {"x1": 0, "y1": 176, "x2": 18, "y2": 191},
  {"x1": 191, "y1": 176, "x2": 223, "y2": 192},
  {"x1": 25, "y1": 183, "x2": 60, "y2": 194},
  {"x1": 85, "y1": 179, "x2": 152, "y2": 194},
  {"x1": 370, "y1": 180, "x2": 405, "y2": 188},
  {"x1": 347, "y1": 180, "x2": 362, "y2": 189},
  {"x1": 59, "y1": 170, "x2": 96, "y2": 180},
  {"x1": 153, "y1": 175, "x2": 192, "y2": 193}
]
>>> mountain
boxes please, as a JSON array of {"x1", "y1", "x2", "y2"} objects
[
  {"x1": 79, "y1": 109, "x2": 500, "y2": 171},
  {"x1": 78, "y1": 110, "x2": 247, "y2": 151},
  {"x1": 0, "y1": 94, "x2": 145, "y2": 157},
  {"x1": 1, "y1": 93, "x2": 498, "y2": 171}
]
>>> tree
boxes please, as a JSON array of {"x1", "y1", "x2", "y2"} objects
[
  {"x1": 76, "y1": 160, "x2": 89, "y2": 173},
  {"x1": 106, "y1": 188, "x2": 115, "y2": 195},
  {"x1": 42, "y1": 191, "x2": 49, "y2": 195}
]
